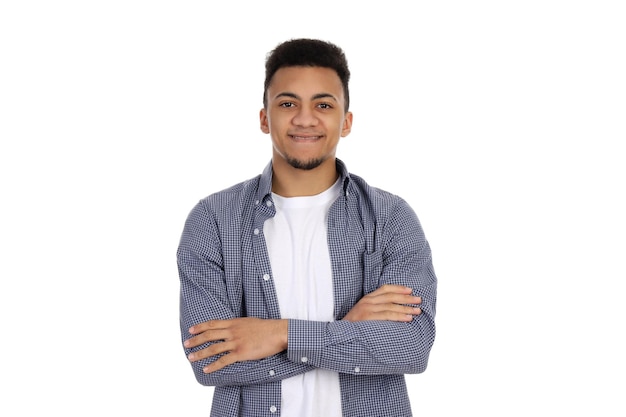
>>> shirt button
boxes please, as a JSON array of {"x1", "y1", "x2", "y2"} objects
[
  {"x1": 269, "y1": 369, "x2": 275, "y2": 376},
  {"x1": 301, "y1": 357, "x2": 308, "y2": 363},
  {"x1": 266, "y1": 200, "x2": 273, "y2": 207},
  {"x1": 254, "y1": 228, "x2": 260, "y2": 235},
  {"x1": 255, "y1": 200, "x2": 260, "y2": 205},
  {"x1": 263, "y1": 274, "x2": 270, "y2": 281},
  {"x1": 269, "y1": 405, "x2": 277, "y2": 413},
  {"x1": 354, "y1": 366, "x2": 360, "y2": 373}
]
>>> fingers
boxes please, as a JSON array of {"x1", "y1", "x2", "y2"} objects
[
  {"x1": 371, "y1": 284, "x2": 414, "y2": 295},
  {"x1": 184, "y1": 327, "x2": 230, "y2": 349},
  {"x1": 367, "y1": 302, "x2": 422, "y2": 315},
  {"x1": 185, "y1": 323, "x2": 236, "y2": 369},
  {"x1": 366, "y1": 292, "x2": 421, "y2": 306},
  {"x1": 184, "y1": 321, "x2": 233, "y2": 365},
  {"x1": 367, "y1": 291, "x2": 423, "y2": 321},
  {"x1": 187, "y1": 338, "x2": 240, "y2": 374},
  {"x1": 366, "y1": 284, "x2": 420, "y2": 297},
  {"x1": 188, "y1": 319, "x2": 229, "y2": 335},
  {"x1": 343, "y1": 299, "x2": 422, "y2": 322},
  {"x1": 201, "y1": 353, "x2": 238, "y2": 374},
  {"x1": 366, "y1": 305, "x2": 422, "y2": 322},
  {"x1": 364, "y1": 287, "x2": 422, "y2": 307},
  {"x1": 342, "y1": 284, "x2": 424, "y2": 322},
  {"x1": 187, "y1": 340, "x2": 234, "y2": 362}
]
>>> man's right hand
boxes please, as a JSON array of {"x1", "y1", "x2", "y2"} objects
[{"x1": 342, "y1": 284, "x2": 422, "y2": 322}]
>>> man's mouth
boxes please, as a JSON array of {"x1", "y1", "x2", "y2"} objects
[{"x1": 289, "y1": 134, "x2": 323, "y2": 141}]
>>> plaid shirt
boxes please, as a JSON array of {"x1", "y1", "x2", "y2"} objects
[{"x1": 177, "y1": 159, "x2": 437, "y2": 417}]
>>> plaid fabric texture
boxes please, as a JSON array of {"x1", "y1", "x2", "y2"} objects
[{"x1": 177, "y1": 159, "x2": 437, "y2": 417}]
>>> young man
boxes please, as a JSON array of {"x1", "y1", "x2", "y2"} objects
[{"x1": 177, "y1": 38, "x2": 437, "y2": 417}]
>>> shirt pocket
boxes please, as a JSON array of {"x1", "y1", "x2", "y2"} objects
[{"x1": 362, "y1": 250, "x2": 383, "y2": 295}]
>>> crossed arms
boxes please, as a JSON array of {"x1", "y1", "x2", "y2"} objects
[
  {"x1": 185, "y1": 285, "x2": 422, "y2": 374},
  {"x1": 177, "y1": 197, "x2": 437, "y2": 387}
]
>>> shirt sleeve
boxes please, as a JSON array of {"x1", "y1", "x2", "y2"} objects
[
  {"x1": 286, "y1": 198, "x2": 437, "y2": 375},
  {"x1": 177, "y1": 201, "x2": 313, "y2": 387}
]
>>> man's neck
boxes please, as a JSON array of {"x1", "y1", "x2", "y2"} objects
[{"x1": 271, "y1": 157, "x2": 338, "y2": 197}]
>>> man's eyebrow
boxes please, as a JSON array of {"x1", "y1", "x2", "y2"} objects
[
  {"x1": 274, "y1": 92, "x2": 338, "y2": 102},
  {"x1": 275, "y1": 92, "x2": 300, "y2": 100},
  {"x1": 312, "y1": 93, "x2": 338, "y2": 102}
]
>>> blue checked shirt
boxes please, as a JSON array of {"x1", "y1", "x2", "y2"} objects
[{"x1": 177, "y1": 159, "x2": 437, "y2": 417}]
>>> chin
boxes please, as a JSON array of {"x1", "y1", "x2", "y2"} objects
[{"x1": 286, "y1": 156, "x2": 325, "y2": 171}]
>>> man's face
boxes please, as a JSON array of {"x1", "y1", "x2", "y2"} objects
[{"x1": 260, "y1": 66, "x2": 352, "y2": 171}]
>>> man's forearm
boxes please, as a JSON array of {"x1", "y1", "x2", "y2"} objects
[
  {"x1": 287, "y1": 311, "x2": 435, "y2": 375},
  {"x1": 184, "y1": 318, "x2": 313, "y2": 386}
]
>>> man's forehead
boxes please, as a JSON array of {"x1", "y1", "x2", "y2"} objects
[{"x1": 268, "y1": 67, "x2": 344, "y2": 95}]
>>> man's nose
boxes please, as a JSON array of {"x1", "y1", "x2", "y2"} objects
[{"x1": 292, "y1": 106, "x2": 318, "y2": 127}]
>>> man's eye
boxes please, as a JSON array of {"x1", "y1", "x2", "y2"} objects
[
  {"x1": 318, "y1": 103, "x2": 332, "y2": 109},
  {"x1": 280, "y1": 102, "x2": 295, "y2": 108}
]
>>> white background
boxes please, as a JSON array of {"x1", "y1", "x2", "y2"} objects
[{"x1": 1, "y1": 1, "x2": 625, "y2": 415}]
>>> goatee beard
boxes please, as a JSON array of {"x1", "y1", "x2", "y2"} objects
[{"x1": 286, "y1": 156, "x2": 325, "y2": 171}]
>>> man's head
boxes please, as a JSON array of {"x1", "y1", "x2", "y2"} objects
[
  {"x1": 259, "y1": 39, "x2": 353, "y2": 175},
  {"x1": 263, "y1": 38, "x2": 351, "y2": 112}
]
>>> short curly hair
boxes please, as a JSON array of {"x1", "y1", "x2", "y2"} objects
[{"x1": 263, "y1": 38, "x2": 351, "y2": 111}]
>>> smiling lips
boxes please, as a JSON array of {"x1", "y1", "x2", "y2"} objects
[{"x1": 289, "y1": 133, "x2": 324, "y2": 141}]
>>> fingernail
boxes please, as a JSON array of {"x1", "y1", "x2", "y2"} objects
[{"x1": 188, "y1": 353, "x2": 195, "y2": 361}]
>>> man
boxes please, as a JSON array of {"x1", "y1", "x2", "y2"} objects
[{"x1": 177, "y1": 38, "x2": 437, "y2": 417}]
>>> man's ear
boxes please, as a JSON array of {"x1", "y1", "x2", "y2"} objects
[
  {"x1": 341, "y1": 111, "x2": 353, "y2": 137},
  {"x1": 260, "y1": 108, "x2": 270, "y2": 134}
]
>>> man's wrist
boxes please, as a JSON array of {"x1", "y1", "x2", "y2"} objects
[{"x1": 277, "y1": 319, "x2": 289, "y2": 350}]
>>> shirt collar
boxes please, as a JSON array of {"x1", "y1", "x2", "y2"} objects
[{"x1": 256, "y1": 158, "x2": 353, "y2": 204}]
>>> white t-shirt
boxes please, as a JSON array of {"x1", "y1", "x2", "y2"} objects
[{"x1": 263, "y1": 178, "x2": 343, "y2": 417}]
